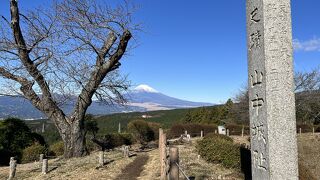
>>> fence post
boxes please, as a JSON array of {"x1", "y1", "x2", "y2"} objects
[
  {"x1": 169, "y1": 147, "x2": 179, "y2": 180},
  {"x1": 42, "y1": 159, "x2": 48, "y2": 174},
  {"x1": 39, "y1": 154, "x2": 44, "y2": 162},
  {"x1": 226, "y1": 129, "x2": 230, "y2": 136},
  {"x1": 313, "y1": 127, "x2": 315, "y2": 135},
  {"x1": 160, "y1": 133, "x2": 167, "y2": 180},
  {"x1": 8, "y1": 157, "x2": 17, "y2": 180},
  {"x1": 159, "y1": 128, "x2": 163, "y2": 149},
  {"x1": 159, "y1": 128, "x2": 164, "y2": 179},
  {"x1": 241, "y1": 126, "x2": 244, "y2": 137},
  {"x1": 200, "y1": 130, "x2": 203, "y2": 138},
  {"x1": 99, "y1": 151, "x2": 104, "y2": 167},
  {"x1": 123, "y1": 146, "x2": 129, "y2": 158}
]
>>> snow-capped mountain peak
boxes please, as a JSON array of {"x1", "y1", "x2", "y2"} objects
[{"x1": 134, "y1": 84, "x2": 159, "y2": 93}]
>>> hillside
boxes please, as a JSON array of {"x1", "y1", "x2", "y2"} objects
[{"x1": 25, "y1": 106, "x2": 215, "y2": 144}]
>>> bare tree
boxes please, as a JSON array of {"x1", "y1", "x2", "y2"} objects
[
  {"x1": 232, "y1": 84, "x2": 249, "y2": 124},
  {"x1": 0, "y1": 0, "x2": 139, "y2": 158},
  {"x1": 294, "y1": 67, "x2": 320, "y2": 92},
  {"x1": 294, "y1": 68, "x2": 320, "y2": 124}
]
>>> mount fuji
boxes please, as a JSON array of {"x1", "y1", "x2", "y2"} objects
[
  {"x1": 124, "y1": 84, "x2": 213, "y2": 111},
  {"x1": 0, "y1": 84, "x2": 213, "y2": 119}
]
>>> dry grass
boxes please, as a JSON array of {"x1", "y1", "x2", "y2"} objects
[
  {"x1": 0, "y1": 150, "x2": 135, "y2": 180},
  {"x1": 298, "y1": 133, "x2": 320, "y2": 179},
  {"x1": 137, "y1": 149, "x2": 161, "y2": 180},
  {"x1": 137, "y1": 139, "x2": 244, "y2": 180},
  {"x1": 1, "y1": 134, "x2": 319, "y2": 180},
  {"x1": 177, "y1": 138, "x2": 243, "y2": 180}
]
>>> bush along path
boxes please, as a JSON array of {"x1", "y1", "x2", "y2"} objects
[{"x1": 115, "y1": 153, "x2": 149, "y2": 180}]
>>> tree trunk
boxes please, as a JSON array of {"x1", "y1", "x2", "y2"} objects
[{"x1": 60, "y1": 121, "x2": 88, "y2": 158}]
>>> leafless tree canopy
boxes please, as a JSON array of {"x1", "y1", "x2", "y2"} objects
[
  {"x1": 232, "y1": 68, "x2": 320, "y2": 124},
  {"x1": 0, "y1": 0, "x2": 139, "y2": 108},
  {"x1": 0, "y1": 0, "x2": 139, "y2": 157},
  {"x1": 295, "y1": 67, "x2": 320, "y2": 92}
]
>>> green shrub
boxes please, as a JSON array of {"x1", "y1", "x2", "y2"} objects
[
  {"x1": 91, "y1": 133, "x2": 133, "y2": 150},
  {"x1": 196, "y1": 135, "x2": 240, "y2": 169},
  {"x1": 127, "y1": 120, "x2": 155, "y2": 143},
  {"x1": 21, "y1": 143, "x2": 47, "y2": 163},
  {"x1": 0, "y1": 118, "x2": 46, "y2": 165},
  {"x1": 49, "y1": 141, "x2": 64, "y2": 156},
  {"x1": 204, "y1": 133, "x2": 233, "y2": 142},
  {"x1": 104, "y1": 133, "x2": 133, "y2": 148},
  {"x1": 86, "y1": 139, "x2": 100, "y2": 152},
  {"x1": 147, "y1": 122, "x2": 160, "y2": 140}
]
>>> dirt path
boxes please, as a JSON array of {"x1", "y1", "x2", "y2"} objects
[{"x1": 115, "y1": 153, "x2": 149, "y2": 180}]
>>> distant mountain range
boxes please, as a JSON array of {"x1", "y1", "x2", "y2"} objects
[
  {"x1": 0, "y1": 84, "x2": 213, "y2": 119},
  {"x1": 125, "y1": 84, "x2": 213, "y2": 111}
]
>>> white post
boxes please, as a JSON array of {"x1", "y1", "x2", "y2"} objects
[
  {"x1": 42, "y1": 123, "x2": 45, "y2": 133},
  {"x1": 8, "y1": 157, "x2": 17, "y2": 180},
  {"x1": 299, "y1": 128, "x2": 302, "y2": 135},
  {"x1": 242, "y1": 126, "x2": 244, "y2": 137},
  {"x1": 99, "y1": 151, "x2": 104, "y2": 167},
  {"x1": 200, "y1": 130, "x2": 203, "y2": 138},
  {"x1": 39, "y1": 154, "x2": 44, "y2": 162},
  {"x1": 42, "y1": 159, "x2": 48, "y2": 174},
  {"x1": 123, "y1": 146, "x2": 129, "y2": 158}
]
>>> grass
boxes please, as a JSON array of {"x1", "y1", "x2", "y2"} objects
[
  {"x1": 1, "y1": 134, "x2": 319, "y2": 179},
  {"x1": 0, "y1": 150, "x2": 135, "y2": 180},
  {"x1": 177, "y1": 138, "x2": 243, "y2": 179},
  {"x1": 298, "y1": 133, "x2": 320, "y2": 179}
]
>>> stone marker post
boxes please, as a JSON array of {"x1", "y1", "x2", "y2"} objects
[
  {"x1": 299, "y1": 128, "x2": 302, "y2": 135},
  {"x1": 201, "y1": 130, "x2": 203, "y2": 138},
  {"x1": 169, "y1": 147, "x2": 179, "y2": 180},
  {"x1": 8, "y1": 157, "x2": 17, "y2": 180},
  {"x1": 226, "y1": 129, "x2": 230, "y2": 136},
  {"x1": 42, "y1": 159, "x2": 48, "y2": 174},
  {"x1": 118, "y1": 122, "x2": 121, "y2": 133},
  {"x1": 246, "y1": 0, "x2": 298, "y2": 179}
]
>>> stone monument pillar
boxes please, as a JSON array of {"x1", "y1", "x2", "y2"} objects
[{"x1": 246, "y1": 0, "x2": 298, "y2": 179}]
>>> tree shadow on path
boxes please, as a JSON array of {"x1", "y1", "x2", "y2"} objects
[{"x1": 240, "y1": 146, "x2": 252, "y2": 180}]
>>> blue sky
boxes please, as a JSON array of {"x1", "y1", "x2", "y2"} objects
[{"x1": 1, "y1": 0, "x2": 320, "y2": 104}]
